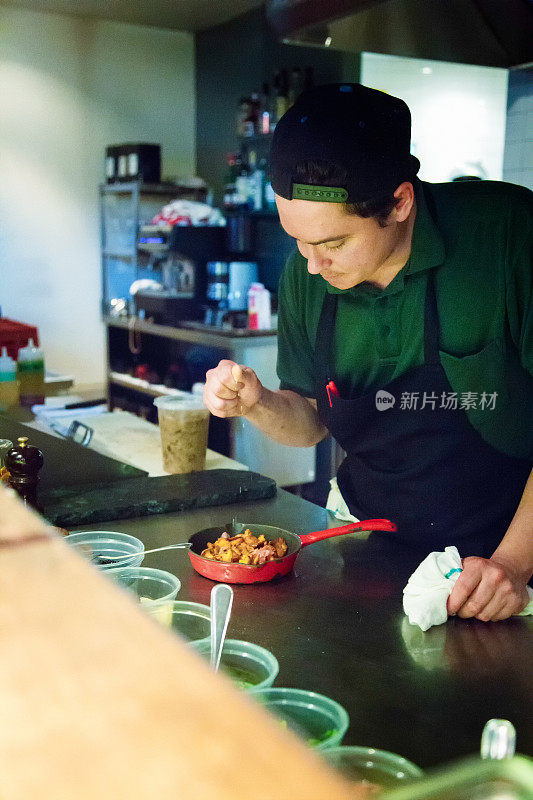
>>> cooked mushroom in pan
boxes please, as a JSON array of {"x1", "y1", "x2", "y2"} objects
[{"x1": 201, "y1": 529, "x2": 288, "y2": 565}]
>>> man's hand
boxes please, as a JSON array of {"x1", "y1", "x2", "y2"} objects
[
  {"x1": 447, "y1": 556, "x2": 530, "y2": 622},
  {"x1": 204, "y1": 359, "x2": 262, "y2": 418},
  {"x1": 205, "y1": 360, "x2": 326, "y2": 446}
]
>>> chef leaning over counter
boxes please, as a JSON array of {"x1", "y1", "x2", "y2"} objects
[{"x1": 204, "y1": 83, "x2": 533, "y2": 623}]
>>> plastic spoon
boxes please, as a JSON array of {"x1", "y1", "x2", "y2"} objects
[
  {"x1": 70, "y1": 541, "x2": 191, "y2": 565},
  {"x1": 480, "y1": 719, "x2": 516, "y2": 759},
  {"x1": 231, "y1": 364, "x2": 245, "y2": 531},
  {"x1": 210, "y1": 583, "x2": 234, "y2": 672}
]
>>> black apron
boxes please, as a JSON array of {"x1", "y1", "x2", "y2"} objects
[{"x1": 315, "y1": 270, "x2": 532, "y2": 557}]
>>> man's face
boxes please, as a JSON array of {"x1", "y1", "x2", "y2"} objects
[{"x1": 275, "y1": 194, "x2": 402, "y2": 291}]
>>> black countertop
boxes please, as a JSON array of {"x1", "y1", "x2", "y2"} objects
[
  {"x1": 0, "y1": 416, "x2": 145, "y2": 493},
  {"x1": 72, "y1": 490, "x2": 533, "y2": 771}
]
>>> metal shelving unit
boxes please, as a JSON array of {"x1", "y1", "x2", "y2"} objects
[
  {"x1": 99, "y1": 182, "x2": 188, "y2": 317},
  {"x1": 104, "y1": 317, "x2": 276, "y2": 349},
  {"x1": 108, "y1": 371, "x2": 190, "y2": 399}
]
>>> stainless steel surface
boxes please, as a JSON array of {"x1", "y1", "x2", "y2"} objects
[{"x1": 72, "y1": 489, "x2": 533, "y2": 769}]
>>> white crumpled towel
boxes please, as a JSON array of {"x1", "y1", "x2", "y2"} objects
[
  {"x1": 325, "y1": 477, "x2": 359, "y2": 523},
  {"x1": 403, "y1": 546, "x2": 533, "y2": 631}
]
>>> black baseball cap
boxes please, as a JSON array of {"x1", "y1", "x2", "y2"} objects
[{"x1": 270, "y1": 83, "x2": 420, "y2": 204}]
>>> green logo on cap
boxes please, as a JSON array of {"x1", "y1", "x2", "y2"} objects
[{"x1": 292, "y1": 183, "x2": 348, "y2": 203}]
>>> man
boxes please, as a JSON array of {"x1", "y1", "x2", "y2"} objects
[{"x1": 204, "y1": 83, "x2": 533, "y2": 622}]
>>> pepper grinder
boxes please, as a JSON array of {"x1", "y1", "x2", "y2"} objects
[{"x1": 4, "y1": 436, "x2": 44, "y2": 510}]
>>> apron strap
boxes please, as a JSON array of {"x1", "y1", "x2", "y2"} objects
[{"x1": 314, "y1": 291, "x2": 338, "y2": 397}]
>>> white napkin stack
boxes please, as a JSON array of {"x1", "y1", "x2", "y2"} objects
[{"x1": 403, "y1": 546, "x2": 533, "y2": 631}]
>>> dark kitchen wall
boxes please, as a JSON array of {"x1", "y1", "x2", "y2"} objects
[{"x1": 195, "y1": 6, "x2": 360, "y2": 205}]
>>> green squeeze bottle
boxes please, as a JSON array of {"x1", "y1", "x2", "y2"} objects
[
  {"x1": 0, "y1": 347, "x2": 19, "y2": 410},
  {"x1": 17, "y1": 338, "x2": 45, "y2": 407}
]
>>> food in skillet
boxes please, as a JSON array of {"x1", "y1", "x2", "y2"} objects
[{"x1": 201, "y1": 529, "x2": 288, "y2": 565}]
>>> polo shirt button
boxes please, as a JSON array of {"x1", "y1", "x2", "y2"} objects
[{"x1": 381, "y1": 324, "x2": 391, "y2": 337}]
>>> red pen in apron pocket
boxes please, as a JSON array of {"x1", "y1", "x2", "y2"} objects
[{"x1": 326, "y1": 380, "x2": 340, "y2": 407}]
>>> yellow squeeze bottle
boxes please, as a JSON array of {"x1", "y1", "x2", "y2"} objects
[
  {"x1": 17, "y1": 338, "x2": 44, "y2": 407},
  {"x1": 0, "y1": 347, "x2": 19, "y2": 410}
]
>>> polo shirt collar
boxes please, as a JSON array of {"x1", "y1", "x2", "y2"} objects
[
  {"x1": 406, "y1": 179, "x2": 446, "y2": 276},
  {"x1": 325, "y1": 179, "x2": 446, "y2": 297}
]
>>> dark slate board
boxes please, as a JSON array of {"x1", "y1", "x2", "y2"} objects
[{"x1": 41, "y1": 469, "x2": 277, "y2": 527}]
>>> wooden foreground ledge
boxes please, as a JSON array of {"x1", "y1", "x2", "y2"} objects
[{"x1": 0, "y1": 487, "x2": 364, "y2": 800}]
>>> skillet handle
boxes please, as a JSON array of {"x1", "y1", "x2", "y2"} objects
[{"x1": 299, "y1": 519, "x2": 396, "y2": 547}]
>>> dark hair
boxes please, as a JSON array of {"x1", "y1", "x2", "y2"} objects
[{"x1": 293, "y1": 160, "x2": 406, "y2": 227}]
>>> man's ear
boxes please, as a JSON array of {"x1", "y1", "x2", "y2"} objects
[{"x1": 392, "y1": 182, "x2": 415, "y2": 223}]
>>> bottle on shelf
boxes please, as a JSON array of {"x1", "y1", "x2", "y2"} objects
[
  {"x1": 250, "y1": 158, "x2": 266, "y2": 212},
  {"x1": 243, "y1": 92, "x2": 260, "y2": 137},
  {"x1": 269, "y1": 74, "x2": 279, "y2": 131},
  {"x1": 224, "y1": 154, "x2": 252, "y2": 209},
  {"x1": 274, "y1": 69, "x2": 289, "y2": 124},
  {"x1": 17, "y1": 338, "x2": 45, "y2": 407},
  {"x1": 234, "y1": 158, "x2": 253, "y2": 209},
  {"x1": 223, "y1": 153, "x2": 239, "y2": 207},
  {"x1": 259, "y1": 83, "x2": 271, "y2": 135},
  {"x1": 0, "y1": 347, "x2": 19, "y2": 410},
  {"x1": 236, "y1": 97, "x2": 251, "y2": 137},
  {"x1": 264, "y1": 179, "x2": 276, "y2": 211},
  {"x1": 288, "y1": 67, "x2": 304, "y2": 107},
  {"x1": 248, "y1": 283, "x2": 272, "y2": 330}
]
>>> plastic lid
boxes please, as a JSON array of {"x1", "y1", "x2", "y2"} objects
[
  {"x1": 0, "y1": 347, "x2": 16, "y2": 375},
  {"x1": 153, "y1": 394, "x2": 207, "y2": 411},
  {"x1": 17, "y1": 338, "x2": 43, "y2": 361}
]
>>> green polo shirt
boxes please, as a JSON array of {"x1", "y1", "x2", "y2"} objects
[{"x1": 277, "y1": 179, "x2": 533, "y2": 459}]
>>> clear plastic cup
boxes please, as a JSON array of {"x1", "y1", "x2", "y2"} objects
[
  {"x1": 154, "y1": 395, "x2": 210, "y2": 474},
  {"x1": 148, "y1": 600, "x2": 211, "y2": 641},
  {"x1": 192, "y1": 638, "x2": 279, "y2": 691},
  {"x1": 321, "y1": 746, "x2": 423, "y2": 791},
  {"x1": 106, "y1": 566, "x2": 181, "y2": 626},
  {"x1": 66, "y1": 530, "x2": 145, "y2": 569},
  {"x1": 248, "y1": 687, "x2": 349, "y2": 749}
]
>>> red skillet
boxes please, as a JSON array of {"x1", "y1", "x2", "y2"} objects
[{"x1": 188, "y1": 519, "x2": 396, "y2": 584}]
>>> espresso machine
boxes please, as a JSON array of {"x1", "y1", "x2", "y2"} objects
[
  {"x1": 135, "y1": 225, "x2": 226, "y2": 325},
  {"x1": 205, "y1": 261, "x2": 258, "y2": 327}
]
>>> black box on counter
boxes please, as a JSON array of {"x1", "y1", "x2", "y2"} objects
[{"x1": 105, "y1": 143, "x2": 161, "y2": 184}]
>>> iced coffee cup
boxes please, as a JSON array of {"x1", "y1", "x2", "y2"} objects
[{"x1": 154, "y1": 395, "x2": 210, "y2": 474}]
